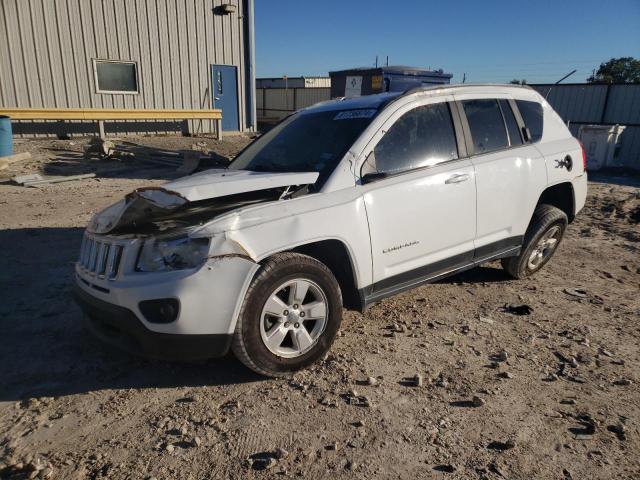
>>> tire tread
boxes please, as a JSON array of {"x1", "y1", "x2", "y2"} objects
[
  {"x1": 231, "y1": 252, "x2": 341, "y2": 377},
  {"x1": 501, "y1": 204, "x2": 568, "y2": 279}
]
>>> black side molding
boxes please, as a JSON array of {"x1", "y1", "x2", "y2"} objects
[
  {"x1": 474, "y1": 235, "x2": 523, "y2": 260},
  {"x1": 360, "y1": 236, "x2": 523, "y2": 309}
]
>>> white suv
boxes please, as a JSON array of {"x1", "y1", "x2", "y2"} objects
[{"x1": 74, "y1": 84, "x2": 587, "y2": 377}]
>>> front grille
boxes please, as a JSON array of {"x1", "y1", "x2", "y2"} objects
[{"x1": 79, "y1": 234, "x2": 124, "y2": 279}]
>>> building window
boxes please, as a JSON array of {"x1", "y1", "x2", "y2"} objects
[
  {"x1": 217, "y1": 71, "x2": 223, "y2": 94},
  {"x1": 93, "y1": 59, "x2": 139, "y2": 94}
]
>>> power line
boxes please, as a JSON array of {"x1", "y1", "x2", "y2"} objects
[
  {"x1": 471, "y1": 73, "x2": 586, "y2": 78},
  {"x1": 447, "y1": 59, "x2": 604, "y2": 69},
  {"x1": 454, "y1": 67, "x2": 594, "y2": 75}
]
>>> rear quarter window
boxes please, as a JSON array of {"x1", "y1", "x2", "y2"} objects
[{"x1": 515, "y1": 100, "x2": 543, "y2": 142}]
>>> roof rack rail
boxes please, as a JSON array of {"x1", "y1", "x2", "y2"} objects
[
  {"x1": 378, "y1": 82, "x2": 535, "y2": 111},
  {"x1": 401, "y1": 85, "x2": 433, "y2": 96},
  {"x1": 377, "y1": 85, "x2": 440, "y2": 110}
]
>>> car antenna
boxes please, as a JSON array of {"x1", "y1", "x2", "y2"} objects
[{"x1": 545, "y1": 69, "x2": 577, "y2": 100}]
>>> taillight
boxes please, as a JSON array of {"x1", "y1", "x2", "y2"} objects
[{"x1": 580, "y1": 141, "x2": 587, "y2": 171}]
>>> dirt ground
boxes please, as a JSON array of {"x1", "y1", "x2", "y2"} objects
[{"x1": 0, "y1": 136, "x2": 639, "y2": 480}]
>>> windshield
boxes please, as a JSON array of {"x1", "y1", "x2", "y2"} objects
[{"x1": 229, "y1": 108, "x2": 378, "y2": 186}]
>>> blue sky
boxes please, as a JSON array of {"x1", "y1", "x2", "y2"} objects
[{"x1": 254, "y1": 0, "x2": 640, "y2": 84}]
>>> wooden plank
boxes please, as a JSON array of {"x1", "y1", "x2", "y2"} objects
[
  {"x1": 0, "y1": 108, "x2": 222, "y2": 120},
  {"x1": 23, "y1": 173, "x2": 96, "y2": 186},
  {"x1": 11, "y1": 173, "x2": 43, "y2": 184},
  {"x1": 10, "y1": 173, "x2": 96, "y2": 186}
]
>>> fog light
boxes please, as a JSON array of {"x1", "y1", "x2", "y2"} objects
[{"x1": 139, "y1": 299, "x2": 180, "y2": 324}]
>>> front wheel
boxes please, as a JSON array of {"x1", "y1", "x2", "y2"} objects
[
  {"x1": 501, "y1": 204, "x2": 568, "y2": 279},
  {"x1": 232, "y1": 252, "x2": 342, "y2": 377}
]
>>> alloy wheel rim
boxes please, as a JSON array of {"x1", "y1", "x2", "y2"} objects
[
  {"x1": 259, "y1": 278, "x2": 328, "y2": 358},
  {"x1": 527, "y1": 225, "x2": 561, "y2": 270}
]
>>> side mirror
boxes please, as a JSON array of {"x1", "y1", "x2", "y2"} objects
[{"x1": 521, "y1": 126, "x2": 532, "y2": 142}]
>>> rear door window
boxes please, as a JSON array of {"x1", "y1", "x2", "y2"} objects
[
  {"x1": 498, "y1": 99, "x2": 523, "y2": 146},
  {"x1": 371, "y1": 102, "x2": 458, "y2": 175},
  {"x1": 461, "y1": 99, "x2": 509, "y2": 154},
  {"x1": 515, "y1": 100, "x2": 543, "y2": 142}
]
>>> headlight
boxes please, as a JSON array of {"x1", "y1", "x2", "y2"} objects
[{"x1": 136, "y1": 236, "x2": 210, "y2": 272}]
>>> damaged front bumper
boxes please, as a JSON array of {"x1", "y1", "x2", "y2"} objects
[
  {"x1": 73, "y1": 285, "x2": 233, "y2": 361},
  {"x1": 74, "y1": 233, "x2": 259, "y2": 359}
]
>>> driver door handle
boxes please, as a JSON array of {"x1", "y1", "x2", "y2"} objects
[{"x1": 445, "y1": 173, "x2": 470, "y2": 184}]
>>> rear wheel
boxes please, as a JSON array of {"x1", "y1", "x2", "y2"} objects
[
  {"x1": 501, "y1": 204, "x2": 568, "y2": 279},
  {"x1": 232, "y1": 252, "x2": 342, "y2": 377}
]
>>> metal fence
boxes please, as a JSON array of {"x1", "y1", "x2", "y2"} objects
[
  {"x1": 257, "y1": 87, "x2": 331, "y2": 120},
  {"x1": 530, "y1": 83, "x2": 640, "y2": 169},
  {"x1": 256, "y1": 83, "x2": 640, "y2": 169}
]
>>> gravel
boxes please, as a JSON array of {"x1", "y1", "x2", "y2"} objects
[{"x1": 0, "y1": 139, "x2": 638, "y2": 479}]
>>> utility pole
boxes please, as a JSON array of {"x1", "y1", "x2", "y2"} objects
[
  {"x1": 284, "y1": 75, "x2": 288, "y2": 111},
  {"x1": 462, "y1": 73, "x2": 466, "y2": 84}
]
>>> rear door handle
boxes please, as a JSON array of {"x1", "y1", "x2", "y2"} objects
[{"x1": 445, "y1": 173, "x2": 470, "y2": 184}]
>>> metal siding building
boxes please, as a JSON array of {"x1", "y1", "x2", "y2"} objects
[{"x1": 0, "y1": 0, "x2": 255, "y2": 136}]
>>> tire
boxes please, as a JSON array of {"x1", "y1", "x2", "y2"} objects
[
  {"x1": 232, "y1": 252, "x2": 343, "y2": 377},
  {"x1": 501, "y1": 204, "x2": 568, "y2": 279}
]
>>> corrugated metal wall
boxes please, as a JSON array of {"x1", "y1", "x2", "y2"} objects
[
  {"x1": 531, "y1": 83, "x2": 640, "y2": 169},
  {"x1": 0, "y1": 0, "x2": 249, "y2": 136},
  {"x1": 604, "y1": 85, "x2": 640, "y2": 124},
  {"x1": 257, "y1": 87, "x2": 331, "y2": 120},
  {"x1": 257, "y1": 77, "x2": 331, "y2": 89},
  {"x1": 535, "y1": 84, "x2": 608, "y2": 123},
  {"x1": 256, "y1": 82, "x2": 640, "y2": 168},
  {"x1": 261, "y1": 88, "x2": 293, "y2": 119},
  {"x1": 296, "y1": 87, "x2": 332, "y2": 106}
]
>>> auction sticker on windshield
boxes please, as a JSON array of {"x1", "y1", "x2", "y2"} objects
[{"x1": 333, "y1": 109, "x2": 377, "y2": 120}]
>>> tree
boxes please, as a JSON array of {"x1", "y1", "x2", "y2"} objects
[
  {"x1": 587, "y1": 57, "x2": 640, "y2": 83},
  {"x1": 509, "y1": 79, "x2": 527, "y2": 85}
]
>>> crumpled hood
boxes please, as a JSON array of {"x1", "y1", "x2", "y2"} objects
[
  {"x1": 157, "y1": 169, "x2": 319, "y2": 202},
  {"x1": 87, "y1": 169, "x2": 319, "y2": 234}
]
